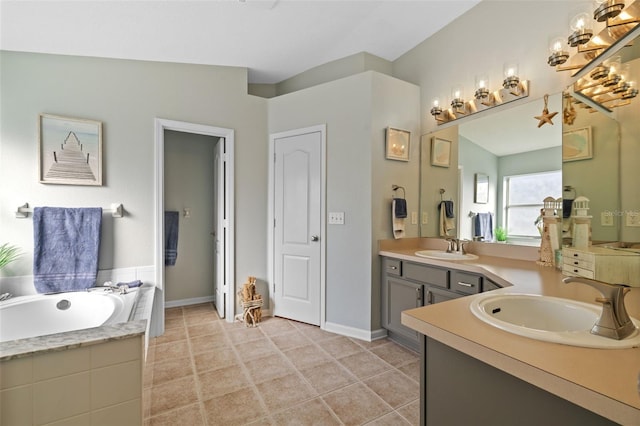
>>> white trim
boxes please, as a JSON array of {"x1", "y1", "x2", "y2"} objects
[
  {"x1": 268, "y1": 124, "x2": 327, "y2": 328},
  {"x1": 164, "y1": 295, "x2": 215, "y2": 308},
  {"x1": 154, "y1": 118, "x2": 236, "y2": 327},
  {"x1": 324, "y1": 321, "x2": 388, "y2": 342}
]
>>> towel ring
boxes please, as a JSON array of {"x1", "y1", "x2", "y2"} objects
[{"x1": 392, "y1": 185, "x2": 406, "y2": 199}]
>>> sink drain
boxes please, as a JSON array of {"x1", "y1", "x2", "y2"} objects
[{"x1": 56, "y1": 299, "x2": 71, "y2": 310}]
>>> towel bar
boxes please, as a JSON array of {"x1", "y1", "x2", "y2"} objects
[{"x1": 15, "y1": 203, "x2": 124, "y2": 218}]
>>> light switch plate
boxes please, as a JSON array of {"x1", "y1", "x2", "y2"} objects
[
  {"x1": 411, "y1": 212, "x2": 418, "y2": 225},
  {"x1": 422, "y1": 212, "x2": 428, "y2": 224},
  {"x1": 328, "y1": 211, "x2": 345, "y2": 225},
  {"x1": 625, "y1": 211, "x2": 640, "y2": 227}
]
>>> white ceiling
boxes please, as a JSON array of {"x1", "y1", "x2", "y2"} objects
[{"x1": 0, "y1": 0, "x2": 481, "y2": 84}]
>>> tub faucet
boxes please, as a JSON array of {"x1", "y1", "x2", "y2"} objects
[{"x1": 563, "y1": 277, "x2": 636, "y2": 340}]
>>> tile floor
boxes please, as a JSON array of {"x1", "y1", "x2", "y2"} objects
[{"x1": 143, "y1": 303, "x2": 420, "y2": 425}]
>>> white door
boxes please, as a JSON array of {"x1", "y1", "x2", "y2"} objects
[
  {"x1": 273, "y1": 130, "x2": 322, "y2": 325},
  {"x1": 214, "y1": 137, "x2": 226, "y2": 318}
]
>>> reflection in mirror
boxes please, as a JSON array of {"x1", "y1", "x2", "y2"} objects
[
  {"x1": 564, "y1": 26, "x2": 640, "y2": 246},
  {"x1": 423, "y1": 94, "x2": 563, "y2": 246},
  {"x1": 474, "y1": 173, "x2": 489, "y2": 204}
]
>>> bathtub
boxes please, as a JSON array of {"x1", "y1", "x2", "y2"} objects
[{"x1": 0, "y1": 289, "x2": 138, "y2": 343}]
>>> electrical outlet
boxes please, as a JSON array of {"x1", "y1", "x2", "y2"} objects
[
  {"x1": 422, "y1": 212, "x2": 428, "y2": 224},
  {"x1": 411, "y1": 211, "x2": 418, "y2": 225},
  {"x1": 601, "y1": 212, "x2": 613, "y2": 227},
  {"x1": 328, "y1": 212, "x2": 345, "y2": 225},
  {"x1": 625, "y1": 211, "x2": 640, "y2": 227}
]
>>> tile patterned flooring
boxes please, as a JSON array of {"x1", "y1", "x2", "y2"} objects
[{"x1": 143, "y1": 303, "x2": 420, "y2": 425}]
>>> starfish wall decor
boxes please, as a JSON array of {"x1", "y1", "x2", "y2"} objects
[{"x1": 534, "y1": 93, "x2": 558, "y2": 127}]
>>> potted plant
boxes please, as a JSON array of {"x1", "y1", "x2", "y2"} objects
[
  {"x1": 494, "y1": 227, "x2": 507, "y2": 243},
  {"x1": 0, "y1": 243, "x2": 21, "y2": 270}
]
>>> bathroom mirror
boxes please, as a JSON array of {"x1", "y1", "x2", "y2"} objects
[
  {"x1": 474, "y1": 173, "x2": 489, "y2": 204},
  {"x1": 419, "y1": 94, "x2": 563, "y2": 243},
  {"x1": 564, "y1": 25, "x2": 640, "y2": 245}
]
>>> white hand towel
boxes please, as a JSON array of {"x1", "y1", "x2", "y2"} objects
[
  {"x1": 439, "y1": 203, "x2": 455, "y2": 237},
  {"x1": 392, "y1": 199, "x2": 405, "y2": 239}
]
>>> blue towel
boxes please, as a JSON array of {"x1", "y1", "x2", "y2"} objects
[
  {"x1": 440, "y1": 200, "x2": 455, "y2": 218},
  {"x1": 474, "y1": 213, "x2": 493, "y2": 242},
  {"x1": 116, "y1": 280, "x2": 143, "y2": 288},
  {"x1": 393, "y1": 198, "x2": 407, "y2": 219},
  {"x1": 33, "y1": 207, "x2": 102, "y2": 293},
  {"x1": 165, "y1": 211, "x2": 179, "y2": 266}
]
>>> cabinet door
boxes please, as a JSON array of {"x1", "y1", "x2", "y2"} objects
[
  {"x1": 426, "y1": 286, "x2": 460, "y2": 304},
  {"x1": 384, "y1": 276, "x2": 423, "y2": 349}
]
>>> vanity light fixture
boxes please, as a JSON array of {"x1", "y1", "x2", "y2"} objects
[
  {"x1": 548, "y1": 36, "x2": 569, "y2": 66},
  {"x1": 474, "y1": 74, "x2": 491, "y2": 103},
  {"x1": 450, "y1": 86, "x2": 465, "y2": 110},
  {"x1": 568, "y1": 11, "x2": 594, "y2": 47},
  {"x1": 430, "y1": 98, "x2": 443, "y2": 120},
  {"x1": 593, "y1": 0, "x2": 625, "y2": 21},
  {"x1": 502, "y1": 63, "x2": 520, "y2": 91}
]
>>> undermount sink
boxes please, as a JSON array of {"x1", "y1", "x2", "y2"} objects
[
  {"x1": 414, "y1": 250, "x2": 478, "y2": 261},
  {"x1": 470, "y1": 293, "x2": 640, "y2": 349}
]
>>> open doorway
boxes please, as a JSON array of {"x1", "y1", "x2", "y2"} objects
[{"x1": 154, "y1": 119, "x2": 235, "y2": 335}]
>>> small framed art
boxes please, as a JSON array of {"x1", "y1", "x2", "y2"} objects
[
  {"x1": 385, "y1": 127, "x2": 410, "y2": 161},
  {"x1": 431, "y1": 137, "x2": 451, "y2": 167}
]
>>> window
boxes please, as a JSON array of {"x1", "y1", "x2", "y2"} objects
[{"x1": 503, "y1": 171, "x2": 562, "y2": 238}]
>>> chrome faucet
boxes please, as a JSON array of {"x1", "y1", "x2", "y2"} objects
[
  {"x1": 446, "y1": 238, "x2": 469, "y2": 254},
  {"x1": 563, "y1": 277, "x2": 636, "y2": 340}
]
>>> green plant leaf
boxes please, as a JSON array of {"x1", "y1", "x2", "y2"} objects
[{"x1": 0, "y1": 243, "x2": 21, "y2": 269}]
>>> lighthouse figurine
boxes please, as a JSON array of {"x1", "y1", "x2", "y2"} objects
[{"x1": 571, "y1": 196, "x2": 592, "y2": 249}]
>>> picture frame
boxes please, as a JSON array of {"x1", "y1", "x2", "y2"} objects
[
  {"x1": 385, "y1": 127, "x2": 410, "y2": 161},
  {"x1": 431, "y1": 137, "x2": 451, "y2": 167},
  {"x1": 562, "y1": 126, "x2": 592, "y2": 162},
  {"x1": 39, "y1": 114, "x2": 103, "y2": 186},
  {"x1": 474, "y1": 173, "x2": 489, "y2": 204}
]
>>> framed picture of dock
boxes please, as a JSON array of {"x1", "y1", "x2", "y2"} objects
[{"x1": 39, "y1": 114, "x2": 103, "y2": 186}]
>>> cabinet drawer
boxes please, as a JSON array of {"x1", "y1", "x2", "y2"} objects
[
  {"x1": 450, "y1": 271, "x2": 482, "y2": 295},
  {"x1": 563, "y1": 264, "x2": 595, "y2": 279},
  {"x1": 404, "y1": 262, "x2": 449, "y2": 288},
  {"x1": 563, "y1": 257, "x2": 593, "y2": 270},
  {"x1": 563, "y1": 249, "x2": 595, "y2": 263},
  {"x1": 384, "y1": 258, "x2": 402, "y2": 276}
]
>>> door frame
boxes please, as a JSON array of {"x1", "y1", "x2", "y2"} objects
[
  {"x1": 268, "y1": 124, "x2": 326, "y2": 328},
  {"x1": 154, "y1": 118, "x2": 235, "y2": 324}
]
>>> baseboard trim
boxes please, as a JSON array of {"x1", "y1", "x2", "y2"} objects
[
  {"x1": 165, "y1": 295, "x2": 215, "y2": 308},
  {"x1": 323, "y1": 321, "x2": 388, "y2": 342}
]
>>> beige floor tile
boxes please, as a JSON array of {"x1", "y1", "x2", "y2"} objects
[
  {"x1": 152, "y1": 356, "x2": 194, "y2": 386},
  {"x1": 322, "y1": 382, "x2": 392, "y2": 425},
  {"x1": 149, "y1": 376, "x2": 198, "y2": 416},
  {"x1": 148, "y1": 403, "x2": 205, "y2": 426},
  {"x1": 164, "y1": 307, "x2": 183, "y2": 319},
  {"x1": 397, "y1": 359, "x2": 420, "y2": 383},
  {"x1": 190, "y1": 333, "x2": 229, "y2": 354},
  {"x1": 350, "y1": 337, "x2": 390, "y2": 350},
  {"x1": 257, "y1": 317, "x2": 297, "y2": 336},
  {"x1": 243, "y1": 352, "x2": 294, "y2": 384},
  {"x1": 255, "y1": 373, "x2": 317, "y2": 412},
  {"x1": 226, "y1": 325, "x2": 266, "y2": 344},
  {"x1": 246, "y1": 416, "x2": 275, "y2": 426},
  {"x1": 154, "y1": 326, "x2": 188, "y2": 345},
  {"x1": 164, "y1": 316, "x2": 185, "y2": 330},
  {"x1": 365, "y1": 411, "x2": 412, "y2": 425},
  {"x1": 187, "y1": 321, "x2": 222, "y2": 338},
  {"x1": 193, "y1": 346, "x2": 237, "y2": 373},
  {"x1": 203, "y1": 387, "x2": 267, "y2": 425},
  {"x1": 283, "y1": 343, "x2": 331, "y2": 370},
  {"x1": 271, "y1": 398, "x2": 341, "y2": 425},
  {"x1": 154, "y1": 340, "x2": 190, "y2": 362},
  {"x1": 234, "y1": 336, "x2": 278, "y2": 361},
  {"x1": 299, "y1": 360, "x2": 357, "y2": 394},
  {"x1": 184, "y1": 311, "x2": 219, "y2": 326},
  {"x1": 396, "y1": 399, "x2": 420, "y2": 426},
  {"x1": 321, "y1": 335, "x2": 366, "y2": 359},
  {"x1": 338, "y1": 350, "x2": 392, "y2": 380},
  {"x1": 182, "y1": 302, "x2": 215, "y2": 315},
  {"x1": 198, "y1": 362, "x2": 251, "y2": 400},
  {"x1": 370, "y1": 342, "x2": 418, "y2": 367},
  {"x1": 363, "y1": 370, "x2": 419, "y2": 408},
  {"x1": 269, "y1": 330, "x2": 311, "y2": 351},
  {"x1": 294, "y1": 324, "x2": 336, "y2": 342}
]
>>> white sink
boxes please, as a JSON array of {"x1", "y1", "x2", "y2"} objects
[
  {"x1": 470, "y1": 293, "x2": 640, "y2": 349},
  {"x1": 414, "y1": 250, "x2": 478, "y2": 261}
]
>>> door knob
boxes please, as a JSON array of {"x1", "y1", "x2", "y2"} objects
[{"x1": 311, "y1": 235, "x2": 319, "y2": 242}]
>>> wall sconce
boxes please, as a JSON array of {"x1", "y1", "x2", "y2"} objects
[
  {"x1": 430, "y1": 98, "x2": 444, "y2": 121},
  {"x1": 548, "y1": 35, "x2": 569, "y2": 66},
  {"x1": 593, "y1": 0, "x2": 625, "y2": 21},
  {"x1": 450, "y1": 86, "x2": 465, "y2": 111},
  {"x1": 568, "y1": 11, "x2": 594, "y2": 47},
  {"x1": 602, "y1": 56, "x2": 621, "y2": 87}
]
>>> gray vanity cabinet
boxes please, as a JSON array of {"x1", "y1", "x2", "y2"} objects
[{"x1": 382, "y1": 257, "x2": 482, "y2": 351}]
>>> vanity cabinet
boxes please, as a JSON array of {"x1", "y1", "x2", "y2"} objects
[
  {"x1": 562, "y1": 247, "x2": 640, "y2": 286},
  {"x1": 381, "y1": 257, "x2": 493, "y2": 351}
]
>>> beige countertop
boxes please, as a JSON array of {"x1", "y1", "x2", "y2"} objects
[{"x1": 381, "y1": 238, "x2": 640, "y2": 425}]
